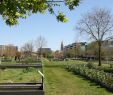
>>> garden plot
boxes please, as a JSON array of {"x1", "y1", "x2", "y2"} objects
[{"x1": 0, "y1": 68, "x2": 40, "y2": 83}]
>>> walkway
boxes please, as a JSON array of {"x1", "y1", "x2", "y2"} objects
[{"x1": 44, "y1": 62, "x2": 113, "y2": 95}]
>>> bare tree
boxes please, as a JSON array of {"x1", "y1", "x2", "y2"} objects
[
  {"x1": 76, "y1": 8, "x2": 113, "y2": 66},
  {"x1": 35, "y1": 36, "x2": 47, "y2": 58},
  {"x1": 21, "y1": 41, "x2": 34, "y2": 57}
]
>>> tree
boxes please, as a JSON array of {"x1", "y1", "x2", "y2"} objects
[
  {"x1": 35, "y1": 36, "x2": 47, "y2": 58},
  {"x1": 86, "y1": 41, "x2": 98, "y2": 57},
  {"x1": 76, "y1": 8, "x2": 113, "y2": 66},
  {"x1": 54, "y1": 50, "x2": 63, "y2": 59},
  {"x1": 0, "y1": 0, "x2": 80, "y2": 26},
  {"x1": 87, "y1": 41, "x2": 105, "y2": 58},
  {"x1": 74, "y1": 43, "x2": 81, "y2": 57},
  {"x1": 2, "y1": 45, "x2": 18, "y2": 58},
  {"x1": 21, "y1": 41, "x2": 34, "y2": 57}
]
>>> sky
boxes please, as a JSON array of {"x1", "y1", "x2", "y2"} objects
[{"x1": 0, "y1": 0, "x2": 113, "y2": 51}]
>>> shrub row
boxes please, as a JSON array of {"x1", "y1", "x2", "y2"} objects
[
  {"x1": 86, "y1": 62, "x2": 113, "y2": 73},
  {"x1": 66, "y1": 64, "x2": 113, "y2": 92}
]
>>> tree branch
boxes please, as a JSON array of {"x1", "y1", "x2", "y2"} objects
[{"x1": 47, "y1": 0, "x2": 64, "y2": 3}]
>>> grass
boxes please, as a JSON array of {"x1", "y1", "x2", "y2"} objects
[
  {"x1": 44, "y1": 60, "x2": 113, "y2": 95},
  {"x1": 0, "y1": 68, "x2": 40, "y2": 83},
  {"x1": 0, "y1": 61, "x2": 17, "y2": 64}
]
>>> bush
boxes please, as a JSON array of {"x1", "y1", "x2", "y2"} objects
[
  {"x1": 85, "y1": 62, "x2": 113, "y2": 74},
  {"x1": 109, "y1": 63, "x2": 113, "y2": 68},
  {"x1": 86, "y1": 62, "x2": 95, "y2": 69},
  {"x1": 101, "y1": 67, "x2": 113, "y2": 73}
]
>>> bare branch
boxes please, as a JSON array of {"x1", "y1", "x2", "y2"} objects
[{"x1": 77, "y1": 8, "x2": 113, "y2": 42}]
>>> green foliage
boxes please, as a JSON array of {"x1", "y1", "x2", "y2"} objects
[
  {"x1": 109, "y1": 63, "x2": 113, "y2": 68},
  {"x1": 0, "y1": 0, "x2": 80, "y2": 26},
  {"x1": 65, "y1": 0, "x2": 80, "y2": 10},
  {"x1": 86, "y1": 62, "x2": 113, "y2": 74},
  {"x1": 94, "y1": 66, "x2": 113, "y2": 74},
  {"x1": 57, "y1": 12, "x2": 68, "y2": 22},
  {"x1": 86, "y1": 62, "x2": 95, "y2": 69}
]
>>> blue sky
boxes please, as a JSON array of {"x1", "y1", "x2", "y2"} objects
[{"x1": 0, "y1": 0, "x2": 113, "y2": 51}]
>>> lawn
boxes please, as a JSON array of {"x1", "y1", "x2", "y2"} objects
[{"x1": 44, "y1": 61, "x2": 113, "y2": 95}]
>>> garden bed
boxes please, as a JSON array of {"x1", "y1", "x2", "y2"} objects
[{"x1": 0, "y1": 68, "x2": 40, "y2": 83}]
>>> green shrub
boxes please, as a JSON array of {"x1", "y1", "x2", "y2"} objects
[
  {"x1": 85, "y1": 62, "x2": 113, "y2": 74},
  {"x1": 109, "y1": 63, "x2": 113, "y2": 68},
  {"x1": 86, "y1": 62, "x2": 95, "y2": 69}
]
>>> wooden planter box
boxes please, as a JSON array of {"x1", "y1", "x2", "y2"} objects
[{"x1": 0, "y1": 63, "x2": 44, "y2": 95}]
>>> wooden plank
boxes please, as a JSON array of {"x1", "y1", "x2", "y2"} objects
[
  {"x1": 0, "y1": 83, "x2": 42, "y2": 85},
  {"x1": 0, "y1": 63, "x2": 42, "y2": 69},
  {"x1": 0, "y1": 90, "x2": 44, "y2": 95},
  {"x1": 0, "y1": 84, "x2": 42, "y2": 88}
]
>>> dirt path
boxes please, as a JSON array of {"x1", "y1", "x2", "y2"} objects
[{"x1": 44, "y1": 64, "x2": 113, "y2": 95}]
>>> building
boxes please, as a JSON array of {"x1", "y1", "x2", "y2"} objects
[
  {"x1": 0, "y1": 45, "x2": 5, "y2": 56},
  {"x1": 63, "y1": 42, "x2": 87, "y2": 58},
  {"x1": 0, "y1": 44, "x2": 18, "y2": 57},
  {"x1": 60, "y1": 41, "x2": 64, "y2": 51},
  {"x1": 40, "y1": 48, "x2": 51, "y2": 52},
  {"x1": 103, "y1": 40, "x2": 113, "y2": 49},
  {"x1": 38, "y1": 48, "x2": 52, "y2": 58},
  {"x1": 63, "y1": 42, "x2": 86, "y2": 51}
]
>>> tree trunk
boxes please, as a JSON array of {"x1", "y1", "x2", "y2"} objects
[
  {"x1": 40, "y1": 47, "x2": 42, "y2": 59},
  {"x1": 98, "y1": 41, "x2": 101, "y2": 66},
  {"x1": 85, "y1": 44, "x2": 87, "y2": 57}
]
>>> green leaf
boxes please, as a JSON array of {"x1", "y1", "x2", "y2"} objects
[{"x1": 57, "y1": 12, "x2": 68, "y2": 23}]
